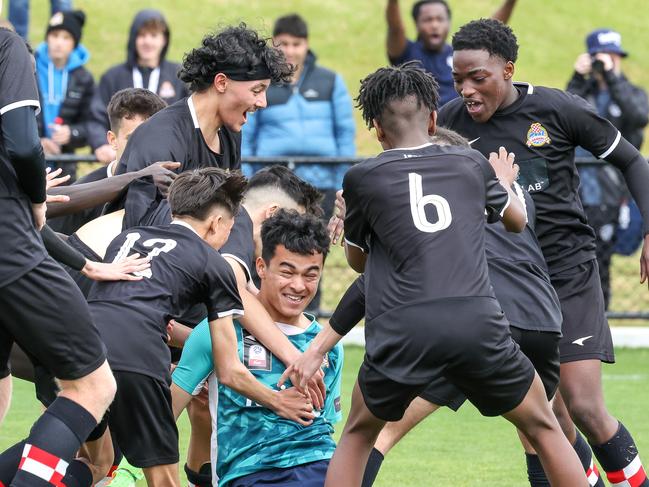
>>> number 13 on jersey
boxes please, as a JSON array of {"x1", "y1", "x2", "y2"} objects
[{"x1": 408, "y1": 173, "x2": 452, "y2": 233}]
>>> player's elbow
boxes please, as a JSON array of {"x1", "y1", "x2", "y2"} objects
[
  {"x1": 502, "y1": 210, "x2": 526, "y2": 233},
  {"x1": 215, "y1": 362, "x2": 247, "y2": 390}
]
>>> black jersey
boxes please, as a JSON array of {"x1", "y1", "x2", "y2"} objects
[
  {"x1": 220, "y1": 207, "x2": 255, "y2": 283},
  {"x1": 116, "y1": 97, "x2": 242, "y2": 229},
  {"x1": 485, "y1": 185, "x2": 562, "y2": 333},
  {"x1": 0, "y1": 29, "x2": 47, "y2": 287},
  {"x1": 87, "y1": 221, "x2": 243, "y2": 382},
  {"x1": 439, "y1": 82, "x2": 627, "y2": 274}
]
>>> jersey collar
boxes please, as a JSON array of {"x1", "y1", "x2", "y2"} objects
[
  {"x1": 382, "y1": 142, "x2": 434, "y2": 152},
  {"x1": 171, "y1": 219, "x2": 200, "y2": 237},
  {"x1": 187, "y1": 96, "x2": 200, "y2": 129}
]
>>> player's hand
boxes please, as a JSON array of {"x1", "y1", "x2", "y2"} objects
[
  {"x1": 81, "y1": 253, "x2": 150, "y2": 281},
  {"x1": 139, "y1": 161, "x2": 181, "y2": 197},
  {"x1": 272, "y1": 387, "x2": 315, "y2": 426},
  {"x1": 31, "y1": 202, "x2": 47, "y2": 230},
  {"x1": 46, "y1": 167, "x2": 71, "y2": 190},
  {"x1": 166, "y1": 320, "x2": 175, "y2": 343},
  {"x1": 488, "y1": 146, "x2": 519, "y2": 186},
  {"x1": 50, "y1": 124, "x2": 71, "y2": 146},
  {"x1": 640, "y1": 234, "x2": 649, "y2": 290},
  {"x1": 327, "y1": 190, "x2": 346, "y2": 245},
  {"x1": 94, "y1": 144, "x2": 116, "y2": 164},
  {"x1": 594, "y1": 53, "x2": 614, "y2": 72},
  {"x1": 574, "y1": 53, "x2": 592, "y2": 76},
  {"x1": 278, "y1": 347, "x2": 325, "y2": 392},
  {"x1": 40, "y1": 137, "x2": 61, "y2": 156},
  {"x1": 305, "y1": 368, "x2": 326, "y2": 410}
]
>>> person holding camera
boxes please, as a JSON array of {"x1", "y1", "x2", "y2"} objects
[{"x1": 567, "y1": 29, "x2": 649, "y2": 308}]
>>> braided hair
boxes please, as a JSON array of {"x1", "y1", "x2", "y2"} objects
[{"x1": 355, "y1": 61, "x2": 440, "y2": 129}]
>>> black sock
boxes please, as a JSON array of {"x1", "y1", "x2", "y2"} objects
[
  {"x1": 10, "y1": 396, "x2": 97, "y2": 486},
  {"x1": 525, "y1": 453, "x2": 550, "y2": 487},
  {"x1": 361, "y1": 448, "x2": 384, "y2": 487},
  {"x1": 0, "y1": 441, "x2": 25, "y2": 486},
  {"x1": 573, "y1": 432, "x2": 604, "y2": 487},
  {"x1": 60, "y1": 460, "x2": 93, "y2": 487},
  {"x1": 591, "y1": 422, "x2": 649, "y2": 487},
  {"x1": 184, "y1": 462, "x2": 212, "y2": 487}
]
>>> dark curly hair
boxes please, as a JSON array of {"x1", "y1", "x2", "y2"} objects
[
  {"x1": 261, "y1": 209, "x2": 329, "y2": 263},
  {"x1": 179, "y1": 23, "x2": 293, "y2": 91},
  {"x1": 355, "y1": 61, "x2": 439, "y2": 129},
  {"x1": 452, "y1": 19, "x2": 518, "y2": 63}
]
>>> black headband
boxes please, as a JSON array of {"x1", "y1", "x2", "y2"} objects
[{"x1": 219, "y1": 63, "x2": 272, "y2": 81}]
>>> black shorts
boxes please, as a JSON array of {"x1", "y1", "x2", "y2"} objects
[
  {"x1": 358, "y1": 297, "x2": 535, "y2": 420},
  {"x1": 230, "y1": 460, "x2": 329, "y2": 487},
  {"x1": 0, "y1": 256, "x2": 106, "y2": 381},
  {"x1": 551, "y1": 260, "x2": 614, "y2": 364},
  {"x1": 420, "y1": 327, "x2": 561, "y2": 410},
  {"x1": 107, "y1": 371, "x2": 179, "y2": 468}
]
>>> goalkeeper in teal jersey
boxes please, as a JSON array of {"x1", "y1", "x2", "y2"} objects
[{"x1": 172, "y1": 209, "x2": 344, "y2": 486}]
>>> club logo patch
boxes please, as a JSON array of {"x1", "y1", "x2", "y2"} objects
[
  {"x1": 243, "y1": 335, "x2": 271, "y2": 371},
  {"x1": 158, "y1": 81, "x2": 176, "y2": 99},
  {"x1": 526, "y1": 122, "x2": 551, "y2": 148}
]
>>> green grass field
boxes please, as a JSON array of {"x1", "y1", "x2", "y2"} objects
[{"x1": 2, "y1": 346, "x2": 649, "y2": 486}]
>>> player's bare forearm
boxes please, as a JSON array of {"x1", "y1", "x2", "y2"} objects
[
  {"x1": 344, "y1": 242, "x2": 367, "y2": 273},
  {"x1": 491, "y1": 0, "x2": 517, "y2": 23},
  {"x1": 168, "y1": 321, "x2": 193, "y2": 348},
  {"x1": 170, "y1": 383, "x2": 194, "y2": 421},
  {"x1": 501, "y1": 185, "x2": 526, "y2": 233},
  {"x1": 311, "y1": 322, "x2": 344, "y2": 356},
  {"x1": 386, "y1": 0, "x2": 407, "y2": 60}
]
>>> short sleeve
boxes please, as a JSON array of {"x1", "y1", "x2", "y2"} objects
[
  {"x1": 220, "y1": 212, "x2": 255, "y2": 283},
  {"x1": 556, "y1": 90, "x2": 621, "y2": 159},
  {"x1": 323, "y1": 343, "x2": 344, "y2": 424},
  {"x1": 475, "y1": 156, "x2": 510, "y2": 222},
  {"x1": 171, "y1": 319, "x2": 214, "y2": 395},
  {"x1": 0, "y1": 32, "x2": 40, "y2": 115},
  {"x1": 342, "y1": 166, "x2": 372, "y2": 253},
  {"x1": 204, "y1": 254, "x2": 244, "y2": 321}
]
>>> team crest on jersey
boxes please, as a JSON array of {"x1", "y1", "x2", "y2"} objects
[
  {"x1": 526, "y1": 122, "x2": 551, "y2": 147},
  {"x1": 243, "y1": 335, "x2": 271, "y2": 371}
]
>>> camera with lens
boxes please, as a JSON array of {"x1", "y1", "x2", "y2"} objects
[{"x1": 591, "y1": 57, "x2": 606, "y2": 74}]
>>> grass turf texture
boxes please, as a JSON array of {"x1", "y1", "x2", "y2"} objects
[{"x1": 2, "y1": 347, "x2": 648, "y2": 486}]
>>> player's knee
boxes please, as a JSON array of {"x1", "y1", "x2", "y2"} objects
[{"x1": 564, "y1": 398, "x2": 606, "y2": 437}]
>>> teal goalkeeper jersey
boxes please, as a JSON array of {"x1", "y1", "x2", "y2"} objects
[{"x1": 217, "y1": 318, "x2": 344, "y2": 486}]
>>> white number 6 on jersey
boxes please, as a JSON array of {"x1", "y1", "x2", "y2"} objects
[{"x1": 408, "y1": 173, "x2": 452, "y2": 233}]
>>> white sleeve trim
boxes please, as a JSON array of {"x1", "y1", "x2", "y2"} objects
[
  {"x1": 499, "y1": 193, "x2": 512, "y2": 217},
  {"x1": 598, "y1": 130, "x2": 622, "y2": 159},
  {"x1": 222, "y1": 253, "x2": 252, "y2": 282},
  {"x1": 217, "y1": 309, "x2": 244, "y2": 319},
  {"x1": 344, "y1": 237, "x2": 367, "y2": 253},
  {"x1": 0, "y1": 99, "x2": 40, "y2": 115}
]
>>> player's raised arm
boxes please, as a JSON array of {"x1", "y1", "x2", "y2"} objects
[
  {"x1": 386, "y1": 0, "x2": 408, "y2": 62},
  {"x1": 209, "y1": 315, "x2": 315, "y2": 426},
  {"x1": 491, "y1": 0, "x2": 518, "y2": 24}
]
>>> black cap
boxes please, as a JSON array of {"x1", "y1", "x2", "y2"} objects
[{"x1": 46, "y1": 10, "x2": 86, "y2": 47}]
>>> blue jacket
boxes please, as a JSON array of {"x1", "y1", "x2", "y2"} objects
[
  {"x1": 242, "y1": 51, "x2": 355, "y2": 189},
  {"x1": 35, "y1": 42, "x2": 94, "y2": 150}
]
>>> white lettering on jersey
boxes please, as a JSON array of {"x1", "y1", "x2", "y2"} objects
[
  {"x1": 111, "y1": 233, "x2": 177, "y2": 278},
  {"x1": 408, "y1": 172, "x2": 452, "y2": 233}
]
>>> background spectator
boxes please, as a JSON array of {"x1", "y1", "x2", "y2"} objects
[
  {"x1": 242, "y1": 13, "x2": 356, "y2": 315},
  {"x1": 35, "y1": 9, "x2": 93, "y2": 180},
  {"x1": 8, "y1": 0, "x2": 72, "y2": 40},
  {"x1": 385, "y1": 0, "x2": 517, "y2": 106},
  {"x1": 87, "y1": 9, "x2": 189, "y2": 163},
  {"x1": 567, "y1": 28, "x2": 649, "y2": 308}
]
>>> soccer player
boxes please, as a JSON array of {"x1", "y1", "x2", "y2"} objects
[
  {"x1": 281, "y1": 63, "x2": 589, "y2": 486},
  {"x1": 348, "y1": 129, "x2": 589, "y2": 486},
  {"x1": 439, "y1": 18, "x2": 649, "y2": 486},
  {"x1": 113, "y1": 24, "x2": 293, "y2": 229},
  {"x1": 170, "y1": 165, "x2": 324, "y2": 486},
  {"x1": 85, "y1": 168, "x2": 313, "y2": 487},
  {"x1": 173, "y1": 209, "x2": 342, "y2": 486},
  {"x1": 0, "y1": 26, "x2": 116, "y2": 487}
]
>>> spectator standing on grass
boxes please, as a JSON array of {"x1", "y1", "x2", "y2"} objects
[
  {"x1": 35, "y1": 9, "x2": 93, "y2": 181},
  {"x1": 87, "y1": 9, "x2": 189, "y2": 163},
  {"x1": 8, "y1": 0, "x2": 72, "y2": 40},
  {"x1": 385, "y1": 0, "x2": 518, "y2": 106},
  {"x1": 567, "y1": 29, "x2": 649, "y2": 308}
]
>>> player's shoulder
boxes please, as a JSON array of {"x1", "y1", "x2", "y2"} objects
[
  {"x1": 0, "y1": 28, "x2": 26, "y2": 58},
  {"x1": 524, "y1": 83, "x2": 589, "y2": 111}
]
